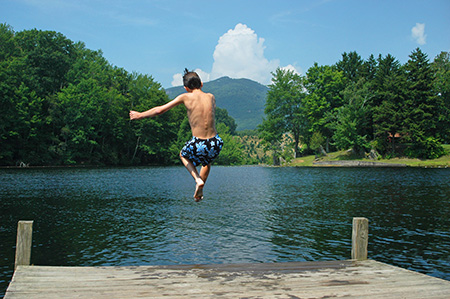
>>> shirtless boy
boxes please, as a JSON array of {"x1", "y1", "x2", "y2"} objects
[{"x1": 129, "y1": 69, "x2": 223, "y2": 202}]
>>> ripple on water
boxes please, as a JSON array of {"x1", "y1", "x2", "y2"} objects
[{"x1": 1, "y1": 166, "x2": 449, "y2": 297}]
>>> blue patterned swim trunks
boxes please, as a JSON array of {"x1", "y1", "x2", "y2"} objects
[{"x1": 180, "y1": 134, "x2": 224, "y2": 166}]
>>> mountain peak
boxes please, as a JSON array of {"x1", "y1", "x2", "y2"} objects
[{"x1": 165, "y1": 77, "x2": 267, "y2": 131}]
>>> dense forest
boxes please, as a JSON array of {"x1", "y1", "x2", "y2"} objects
[
  {"x1": 1, "y1": 23, "x2": 449, "y2": 167},
  {"x1": 0, "y1": 24, "x2": 248, "y2": 166},
  {"x1": 260, "y1": 49, "x2": 450, "y2": 163}
]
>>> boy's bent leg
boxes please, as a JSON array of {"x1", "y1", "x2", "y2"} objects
[
  {"x1": 200, "y1": 164, "x2": 211, "y2": 184},
  {"x1": 194, "y1": 164, "x2": 211, "y2": 202},
  {"x1": 179, "y1": 153, "x2": 204, "y2": 201}
]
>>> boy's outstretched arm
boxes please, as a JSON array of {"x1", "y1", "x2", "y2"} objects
[{"x1": 129, "y1": 96, "x2": 184, "y2": 120}]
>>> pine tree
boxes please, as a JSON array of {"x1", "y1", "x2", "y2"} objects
[
  {"x1": 371, "y1": 54, "x2": 406, "y2": 155},
  {"x1": 335, "y1": 51, "x2": 364, "y2": 83},
  {"x1": 432, "y1": 51, "x2": 450, "y2": 143},
  {"x1": 403, "y1": 48, "x2": 445, "y2": 158}
]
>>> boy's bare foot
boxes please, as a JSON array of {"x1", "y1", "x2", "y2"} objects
[{"x1": 194, "y1": 179, "x2": 204, "y2": 202}]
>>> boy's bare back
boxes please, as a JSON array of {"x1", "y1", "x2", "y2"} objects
[
  {"x1": 181, "y1": 89, "x2": 217, "y2": 139},
  {"x1": 129, "y1": 88, "x2": 217, "y2": 140}
]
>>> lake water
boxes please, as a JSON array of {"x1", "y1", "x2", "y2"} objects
[{"x1": 1, "y1": 166, "x2": 449, "y2": 296}]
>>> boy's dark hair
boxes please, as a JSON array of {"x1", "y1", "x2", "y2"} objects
[{"x1": 183, "y1": 68, "x2": 202, "y2": 89}]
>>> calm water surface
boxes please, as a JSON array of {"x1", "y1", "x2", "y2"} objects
[{"x1": 1, "y1": 166, "x2": 449, "y2": 296}]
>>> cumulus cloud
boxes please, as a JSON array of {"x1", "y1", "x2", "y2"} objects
[
  {"x1": 280, "y1": 64, "x2": 302, "y2": 75},
  {"x1": 209, "y1": 23, "x2": 279, "y2": 84},
  {"x1": 171, "y1": 68, "x2": 210, "y2": 87},
  {"x1": 194, "y1": 69, "x2": 211, "y2": 83},
  {"x1": 411, "y1": 23, "x2": 426, "y2": 45},
  {"x1": 171, "y1": 73, "x2": 183, "y2": 87},
  {"x1": 171, "y1": 23, "x2": 297, "y2": 86}
]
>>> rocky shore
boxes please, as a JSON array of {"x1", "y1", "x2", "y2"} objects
[{"x1": 313, "y1": 160, "x2": 407, "y2": 167}]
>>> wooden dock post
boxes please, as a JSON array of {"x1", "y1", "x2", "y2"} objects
[
  {"x1": 14, "y1": 220, "x2": 33, "y2": 269},
  {"x1": 351, "y1": 217, "x2": 368, "y2": 260}
]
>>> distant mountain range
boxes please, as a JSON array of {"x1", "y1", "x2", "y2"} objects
[{"x1": 165, "y1": 76, "x2": 268, "y2": 131}]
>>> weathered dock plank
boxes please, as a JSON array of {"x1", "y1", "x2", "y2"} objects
[{"x1": 5, "y1": 259, "x2": 450, "y2": 298}]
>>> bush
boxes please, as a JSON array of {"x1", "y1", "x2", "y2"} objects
[{"x1": 405, "y1": 137, "x2": 447, "y2": 159}]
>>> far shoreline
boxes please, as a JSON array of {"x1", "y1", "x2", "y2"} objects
[
  {"x1": 312, "y1": 160, "x2": 407, "y2": 167},
  {"x1": 288, "y1": 149, "x2": 450, "y2": 168}
]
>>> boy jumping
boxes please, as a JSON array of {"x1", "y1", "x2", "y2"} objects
[{"x1": 129, "y1": 69, "x2": 223, "y2": 202}]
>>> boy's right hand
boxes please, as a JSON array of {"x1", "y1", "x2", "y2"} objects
[{"x1": 129, "y1": 110, "x2": 140, "y2": 120}]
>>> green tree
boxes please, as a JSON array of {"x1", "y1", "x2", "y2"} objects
[
  {"x1": 259, "y1": 115, "x2": 284, "y2": 165},
  {"x1": 361, "y1": 54, "x2": 378, "y2": 81},
  {"x1": 55, "y1": 79, "x2": 108, "y2": 164},
  {"x1": 336, "y1": 51, "x2": 364, "y2": 83},
  {"x1": 12, "y1": 84, "x2": 51, "y2": 164},
  {"x1": 260, "y1": 68, "x2": 304, "y2": 163},
  {"x1": 309, "y1": 131, "x2": 325, "y2": 155},
  {"x1": 0, "y1": 24, "x2": 185, "y2": 166},
  {"x1": 48, "y1": 41, "x2": 133, "y2": 165},
  {"x1": 215, "y1": 123, "x2": 245, "y2": 165},
  {"x1": 0, "y1": 25, "x2": 59, "y2": 165},
  {"x1": 15, "y1": 29, "x2": 76, "y2": 98},
  {"x1": 403, "y1": 48, "x2": 444, "y2": 158},
  {"x1": 216, "y1": 107, "x2": 237, "y2": 135},
  {"x1": 303, "y1": 63, "x2": 346, "y2": 152},
  {"x1": 332, "y1": 79, "x2": 373, "y2": 153},
  {"x1": 0, "y1": 23, "x2": 21, "y2": 163},
  {"x1": 432, "y1": 51, "x2": 450, "y2": 143},
  {"x1": 168, "y1": 113, "x2": 190, "y2": 164},
  {"x1": 0, "y1": 23, "x2": 19, "y2": 60},
  {"x1": 128, "y1": 73, "x2": 177, "y2": 164},
  {"x1": 371, "y1": 54, "x2": 406, "y2": 155}
]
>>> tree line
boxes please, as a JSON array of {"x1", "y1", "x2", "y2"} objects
[
  {"x1": 0, "y1": 24, "x2": 247, "y2": 166},
  {"x1": 3, "y1": 23, "x2": 448, "y2": 167},
  {"x1": 260, "y1": 49, "x2": 450, "y2": 163}
]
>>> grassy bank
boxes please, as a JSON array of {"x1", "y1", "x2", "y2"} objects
[{"x1": 290, "y1": 145, "x2": 450, "y2": 167}]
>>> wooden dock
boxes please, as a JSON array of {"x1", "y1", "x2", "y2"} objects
[
  {"x1": 5, "y1": 218, "x2": 450, "y2": 298},
  {"x1": 5, "y1": 259, "x2": 450, "y2": 298}
]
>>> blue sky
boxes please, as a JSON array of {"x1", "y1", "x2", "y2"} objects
[{"x1": 2, "y1": 0, "x2": 449, "y2": 88}]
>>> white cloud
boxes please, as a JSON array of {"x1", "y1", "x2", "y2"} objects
[
  {"x1": 194, "y1": 69, "x2": 211, "y2": 83},
  {"x1": 171, "y1": 23, "x2": 298, "y2": 86},
  {"x1": 171, "y1": 73, "x2": 183, "y2": 87},
  {"x1": 171, "y1": 68, "x2": 210, "y2": 87},
  {"x1": 411, "y1": 23, "x2": 426, "y2": 45},
  {"x1": 210, "y1": 23, "x2": 279, "y2": 84},
  {"x1": 280, "y1": 64, "x2": 302, "y2": 75}
]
